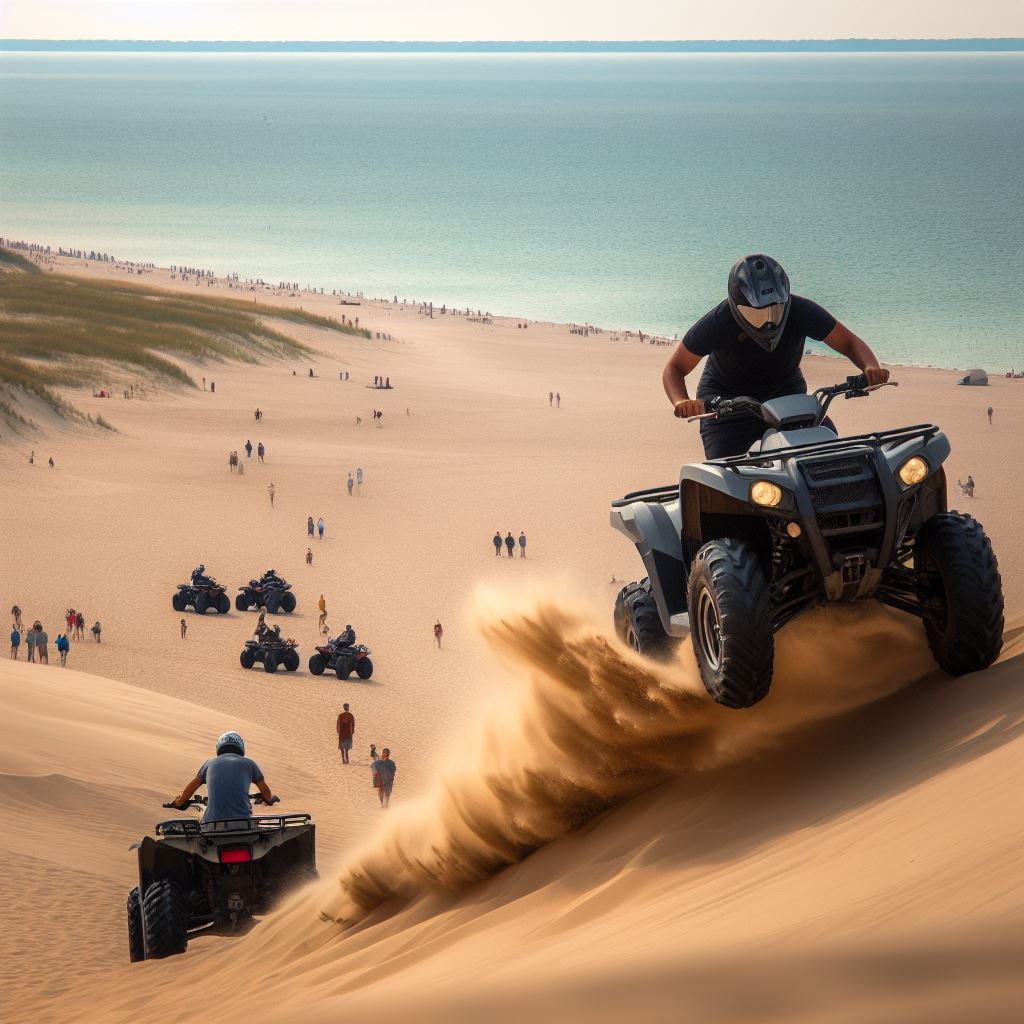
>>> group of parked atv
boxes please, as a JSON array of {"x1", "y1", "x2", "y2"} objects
[{"x1": 172, "y1": 567, "x2": 297, "y2": 615}]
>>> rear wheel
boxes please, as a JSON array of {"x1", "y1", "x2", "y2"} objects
[
  {"x1": 240, "y1": 647, "x2": 256, "y2": 669},
  {"x1": 194, "y1": 593, "x2": 209, "y2": 615},
  {"x1": 613, "y1": 580, "x2": 675, "y2": 660},
  {"x1": 356, "y1": 657, "x2": 373, "y2": 680},
  {"x1": 687, "y1": 539, "x2": 773, "y2": 708},
  {"x1": 283, "y1": 648, "x2": 300, "y2": 672},
  {"x1": 265, "y1": 590, "x2": 281, "y2": 614},
  {"x1": 308, "y1": 653, "x2": 326, "y2": 676},
  {"x1": 280, "y1": 591, "x2": 296, "y2": 613},
  {"x1": 216, "y1": 593, "x2": 230, "y2": 614},
  {"x1": 128, "y1": 887, "x2": 145, "y2": 963},
  {"x1": 235, "y1": 593, "x2": 249, "y2": 612},
  {"x1": 264, "y1": 652, "x2": 278, "y2": 673},
  {"x1": 171, "y1": 592, "x2": 186, "y2": 612},
  {"x1": 915, "y1": 512, "x2": 1004, "y2": 675},
  {"x1": 142, "y1": 880, "x2": 188, "y2": 959}
]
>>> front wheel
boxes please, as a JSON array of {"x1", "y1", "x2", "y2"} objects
[
  {"x1": 172, "y1": 592, "x2": 186, "y2": 612},
  {"x1": 265, "y1": 590, "x2": 281, "y2": 614},
  {"x1": 356, "y1": 657, "x2": 373, "y2": 680},
  {"x1": 128, "y1": 887, "x2": 145, "y2": 963},
  {"x1": 235, "y1": 593, "x2": 249, "y2": 612},
  {"x1": 194, "y1": 593, "x2": 209, "y2": 615},
  {"x1": 915, "y1": 512, "x2": 1004, "y2": 675},
  {"x1": 308, "y1": 653, "x2": 325, "y2": 676},
  {"x1": 216, "y1": 593, "x2": 230, "y2": 614},
  {"x1": 283, "y1": 648, "x2": 300, "y2": 672},
  {"x1": 142, "y1": 880, "x2": 188, "y2": 960},
  {"x1": 613, "y1": 580, "x2": 675, "y2": 660},
  {"x1": 280, "y1": 591, "x2": 296, "y2": 613},
  {"x1": 335, "y1": 661, "x2": 351, "y2": 680},
  {"x1": 264, "y1": 652, "x2": 278, "y2": 673},
  {"x1": 240, "y1": 647, "x2": 256, "y2": 669},
  {"x1": 688, "y1": 539, "x2": 773, "y2": 708}
]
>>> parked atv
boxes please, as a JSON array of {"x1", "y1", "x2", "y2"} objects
[
  {"x1": 236, "y1": 570, "x2": 297, "y2": 614},
  {"x1": 308, "y1": 639, "x2": 374, "y2": 680},
  {"x1": 127, "y1": 792, "x2": 317, "y2": 962},
  {"x1": 240, "y1": 629, "x2": 300, "y2": 673},
  {"x1": 611, "y1": 374, "x2": 1004, "y2": 708},
  {"x1": 172, "y1": 576, "x2": 230, "y2": 615}
]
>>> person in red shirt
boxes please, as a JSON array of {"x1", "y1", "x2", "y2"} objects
[{"x1": 336, "y1": 703, "x2": 355, "y2": 764}]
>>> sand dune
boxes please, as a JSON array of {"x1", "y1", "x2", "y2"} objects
[{"x1": 2, "y1": 255, "x2": 1022, "y2": 1021}]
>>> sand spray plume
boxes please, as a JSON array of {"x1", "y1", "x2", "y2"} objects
[{"x1": 321, "y1": 586, "x2": 936, "y2": 925}]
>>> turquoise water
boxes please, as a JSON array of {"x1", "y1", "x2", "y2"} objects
[{"x1": 1, "y1": 52, "x2": 1023, "y2": 369}]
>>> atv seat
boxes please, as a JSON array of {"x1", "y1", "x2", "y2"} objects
[{"x1": 752, "y1": 426, "x2": 837, "y2": 453}]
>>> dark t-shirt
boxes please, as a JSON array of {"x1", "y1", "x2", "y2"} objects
[
  {"x1": 197, "y1": 753, "x2": 264, "y2": 823},
  {"x1": 683, "y1": 296, "x2": 837, "y2": 401}
]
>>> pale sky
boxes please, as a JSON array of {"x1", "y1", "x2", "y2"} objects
[{"x1": 2, "y1": 0, "x2": 1023, "y2": 41}]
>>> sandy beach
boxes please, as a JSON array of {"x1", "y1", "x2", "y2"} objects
[{"x1": 2, "y1": 251, "x2": 1022, "y2": 1022}]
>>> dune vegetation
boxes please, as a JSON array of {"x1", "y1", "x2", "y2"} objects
[{"x1": 0, "y1": 250, "x2": 370, "y2": 421}]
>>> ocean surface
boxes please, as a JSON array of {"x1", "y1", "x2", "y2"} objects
[{"x1": 1, "y1": 52, "x2": 1023, "y2": 369}]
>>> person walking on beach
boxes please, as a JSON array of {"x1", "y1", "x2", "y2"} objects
[
  {"x1": 356, "y1": 467, "x2": 363, "y2": 493},
  {"x1": 519, "y1": 531, "x2": 527, "y2": 557},
  {"x1": 318, "y1": 594, "x2": 327, "y2": 634},
  {"x1": 347, "y1": 473, "x2": 354, "y2": 496},
  {"x1": 57, "y1": 633, "x2": 69, "y2": 667},
  {"x1": 75, "y1": 611, "x2": 85, "y2": 641},
  {"x1": 556, "y1": 392, "x2": 561, "y2": 408},
  {"x1": 434, "y1": 620, "x2": 443, "y2": 648},
  {"x1": 493, "y1": 531, "x2": 502, "y2": 557},
  {"x1": 307, "y1": 516, "x2": 315, "y2": 539},
  {"x1": 268, "y1": 482, "x2": 275, "y2": 507},
  {"x1": 257, "y1": 442, "x2": 265, "y2": 463},
  {"x1": 336, "y1": 704, "x2": 355, "y2": 764},
  {"x1": 306, "y1": 547, "x2": 313, "y2": 566},
  {"x1": 369, "y1": 743, "x2": 378, "y2": 762},
  {"x1": 505, "y1": 532, "x2": 515, "y2": 557},
  {"x1": 91, "y1": 620, "x2": 102, "y2": 643},
  {"x1": 25, "y1": 624, "x2": 37, "y2": 663},
  {"x1": 371, "y1": 748, "x2": 397, "y2": 808},
  {"x1": 987, "y1": 406, "x2": 994, "y2": 424},
  {"x1": 35, "y1": 623, "x2": 49, "y2": 665},
  {"x1": 180, "y1": 618, "x2": 188, "y2": 639},
  {"x1": 245, "y1": 439, "x2": 253, "y2": 458},
  {"x1": 317, "y1": 516, "x2": 325, "y2": 540},
  {"x1": 10, "y1": 625, "x2": 20, "y2": 660},
  {"x1": 549, "y1": 391, "x2": 553, "y2": 407}
]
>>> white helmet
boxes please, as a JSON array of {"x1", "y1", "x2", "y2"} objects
[{"x1": 216, "y1": 731, "x2": 245, "y2": 755}]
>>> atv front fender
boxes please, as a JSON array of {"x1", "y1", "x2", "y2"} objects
[{"x1": 610, "y1": 498, "x2": 688, "y2": 637}]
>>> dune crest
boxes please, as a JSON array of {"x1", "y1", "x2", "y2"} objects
[{"x1": 324, "y1": 592, "x2": 938, "y2": 922}]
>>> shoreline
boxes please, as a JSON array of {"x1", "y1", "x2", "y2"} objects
[{"x1": 3, "y1": 238, "x2": 1012, "y2": 377}]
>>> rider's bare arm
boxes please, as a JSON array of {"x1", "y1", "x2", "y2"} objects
[
  {"x1": 822, "y1": 322, "x2": 889, "y2": 386},
  {"x1": 173, "y1": 775, "x2": 203, "y2": 809},
  {"x1": 663, "y1": 344, "x2": 705, "y2": 418},
  {"x1": 256, "y1": 778, "x2": 275, "y2": 803}
]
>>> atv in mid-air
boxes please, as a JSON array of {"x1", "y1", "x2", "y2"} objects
[
  {"x1": 611, "y1": 374, "x2": 1004, "y2": 708},
  {"x1": 308, "y1": 638, "x2": 374, "y2": 680},
  {"x1": 172, "y1": 572, "x2": 230, "y2": 615},
  {"x1": 236, "y1": 569, "x2": 297, "y2": 613},
  {"x1": 127, "y1": 792, "x2": 317, "y2": 962},
  {"x1": 240, "y1": 627, "x2": 300, "y2": 673}
]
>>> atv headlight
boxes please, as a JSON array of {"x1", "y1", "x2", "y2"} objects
[
  {"x1": 897, "y1": 456, "x2": 929, "y2": 486},
  {"x1": 750, "y1": 480, "x2": 783, "y2": 507}
]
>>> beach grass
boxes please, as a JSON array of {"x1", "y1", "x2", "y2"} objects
[{"x1": 0, "y1": 253, "x2": 371, "y2": 418}]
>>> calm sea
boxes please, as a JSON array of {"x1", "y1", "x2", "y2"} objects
[{"x1": 1, "y1": 52, "x2": 1022, "y2": 369}]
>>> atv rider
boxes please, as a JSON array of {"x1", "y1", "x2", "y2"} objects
[
  {"x1": 663, "y1": 255, "x2": 889, "y2": 459},
  {"x1": 171, "y1": 732, "x2": 277, "y2": 824},
  {"x1": 191, "y1": 564, "x2": 216, "y2": 588},
  {"x1": 337, "y1": 624, "x2": 356, "y2": 648}
]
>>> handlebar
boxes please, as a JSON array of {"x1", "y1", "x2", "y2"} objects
[{"x1": 163, "y1": 792, "x2": 280, "y2": 810}]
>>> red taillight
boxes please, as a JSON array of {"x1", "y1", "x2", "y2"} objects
[{"x1": 220, "y1": 847, "x2": 252, "y2": 864}]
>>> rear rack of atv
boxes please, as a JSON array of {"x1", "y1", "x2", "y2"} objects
[
  {"x1": 709, "y1": 424, "x2": 940, "y2": 469},
  {"x1": 156, "y1": 813, "x2": 312, "y2": 837},
  {"x1": 611, "y1": 484, "x2": 679, "y2": 508}
]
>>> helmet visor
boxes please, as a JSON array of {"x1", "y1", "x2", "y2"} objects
[{"x1": 735, "y1": 303, "x2": 787, "y2": 330}]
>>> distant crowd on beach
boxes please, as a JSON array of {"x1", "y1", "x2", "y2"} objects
[
  {"x1": 493, "y1": 531, "x2": 527, "y2": 557},
  {"x1": 9, "y1": 605, "x2": 101, "y2": 666}
]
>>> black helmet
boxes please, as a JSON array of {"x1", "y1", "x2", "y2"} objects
[{"x1": 727, "y1": 254, "x2": 791, "y2": 352}]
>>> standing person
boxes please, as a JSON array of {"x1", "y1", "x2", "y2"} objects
[
  {"x1": 25, "y1": 624, "x2": 36, "y2": 663},
  {"x1": 306, "y1": 547, "x2": 313, "y2": 566},
  {"x1": 968, "y1": 475, "x2": 975, "y2": 498},
  {"x1": 317, "y1": 516, "x2": 325, "y2": 539},
  {"x1": 57, "y1": 633, "x2": 69, "y2": 666},
  {"x1": 35, "y1": 623, "x2": 49, "y2": 665},
  {"x1": 180, "y1": 618, "x2": 188, "y2": 639},
  {"x1": 307, "y1": 516, "x2": 315, "y2": 539},
  {"x1": 347, "y1": 473, "x2": 354, "y2": 496},
  {"x1": 505, "y1": 532, "x2": 515, "y2": 557},
  {"x1": 371, "y1": 748, "x2": 397, "y2": 808},
  {"x1": 549, "y1": 391, "x2": 553, "y2": 406},
  {"x1": 987, "y1": 405, "x2": 994, "y2": 424},
  {"x1": 257, "y1": 442, "x2": 265, "y2": 463},
  {"x1": 11, "y1": 605, "x2": 23, "y2": 630},
  {"x1": 75, "y1": 610, "x2": 85, "y2": 640},
  {"x1": 268, "y1": 482, "x2": 275, "y2": 507},
  {"x1": 556, "y1": 392, "x2": 561, "y2": 408},
  {"x1": 493, "y1": 531, "x2": 502, "y2": 557},
  {"x1": 336, "y1": 704, "x2": 355, "y2": 764},
  {"x1": 91, "y1": 620, "x2": 102, "y2": 643},
  {"x1": 356, "y1": 467, "x2": 363, "y2": 493},
  {"x1": 245, "y1": 439, "x2": 253, "y2": 458},
  {"x1": 434, "y1": 620, "x2": 443, "y2": 648},
  {"x1": 519, "y1": 531, "x2": 527, "y2": 557},
  {"x1": 10, "y1": 624, "x2": 20, "y2": 660},
  {"x1": 318, "y1": 594, "x2": 327, "y2": 634}
]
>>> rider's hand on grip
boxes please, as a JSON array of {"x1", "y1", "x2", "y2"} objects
[
  {"x1": 864, "y1": 366, "x2": 890, "y2": 387},
  {"x1": 674, "y1": 398, "x2": 705, "y2": 419}
]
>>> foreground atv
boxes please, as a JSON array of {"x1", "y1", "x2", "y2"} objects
[
  {"x1": 611, "y1": 374, "x2": 1004, "y2": 708},
  {"x1": 236, "y1": 571, "x2": 297, "y2": 614},
  {"x1": 172, "y1": 579, "x2": 230, "y2": 615},
  {"x1": 240, "y1": 634, "x2": 300, "y2": 673},
  {"x1": 308, "y1": 641, "x2": 373, "y2": 680},
  {"x1": 127, "y1": 792, "x2": 316, "y2": 962}
]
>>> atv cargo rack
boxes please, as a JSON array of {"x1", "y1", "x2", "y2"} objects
[{"x1": 156, "y1": 813, "x2": 312, "y2": 837}]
